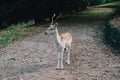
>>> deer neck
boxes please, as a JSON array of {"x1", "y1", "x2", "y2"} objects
[{"x1": 50, "y1": 28, "x2": 61, "y2": 46}]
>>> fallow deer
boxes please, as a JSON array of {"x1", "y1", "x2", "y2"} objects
[{"x1": 44, "y1": 14, "x2": 72, "y2": 69}]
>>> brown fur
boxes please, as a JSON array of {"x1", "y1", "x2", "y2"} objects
[{"x1": 60, "y1": 33, "x2": 72, "y2": 42}]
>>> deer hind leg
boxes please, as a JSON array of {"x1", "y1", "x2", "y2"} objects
[{"x1": 66, "y1": 45, "x2": 71, "y2": 65}]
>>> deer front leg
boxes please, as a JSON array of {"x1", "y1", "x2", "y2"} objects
[
  {"x1": 60, "y1": 48, "x2": 64, "y2": 69},
  {"x1": 56, "y1": 48, "x2": 64, "y2": 70},
  {"x1": 56, "y1": 51, "x2": 60, "y2": 69}
]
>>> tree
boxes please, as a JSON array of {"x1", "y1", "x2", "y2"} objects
[{"x1": 2, "y1": 0, "x2": 118, "y2": 28}]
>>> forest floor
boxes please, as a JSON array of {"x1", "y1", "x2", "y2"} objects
[{"x1": 0, "y1": 2, "x2": 120, "y2": 80}]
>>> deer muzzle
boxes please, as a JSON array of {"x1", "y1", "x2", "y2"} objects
[{"x1": 44, "y1": 32, "x2": 48, "y2": 35}]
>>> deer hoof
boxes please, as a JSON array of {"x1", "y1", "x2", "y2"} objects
[
  {"x1": 65, "y1": 62, "x2": 70, "y2": 65},
  {"x1": 56, "y1": 68, "x2": 64, "y2": 70}
]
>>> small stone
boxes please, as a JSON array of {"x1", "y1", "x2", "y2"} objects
[
  {"x1": 10, "y1": 58, "x2": 16, "y2": 61},
  {"x1": 60, "y1": 78, "x2": 65, "y2": 80},
  {"x1": 91, "y1": 64, "x2": 97, "y2": 68},
  {"x1": 92, "y1": 78, "x2": 98, "y2": 80},
  {"x1": 76, "y1": 77, "x2": 87, "y2": 80},
  {"x1": 75, "y1": 77, "x2": 81, "y2": 80}
]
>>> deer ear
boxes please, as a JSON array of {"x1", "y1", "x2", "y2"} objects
[{"x1": 55, "y1": 22, "x2": 58, "y2": 27}]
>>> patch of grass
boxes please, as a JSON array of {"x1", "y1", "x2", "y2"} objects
[
  {"x1": 0, "y1": 20, "x2": 43, "y2": 48},
  {"x1": 0, "y1": 28, "x2": 20, "y2": 47},
  {"x1": 79, "y1": 8, "x2": 115, "y2": 16},
  {"x1": 93, "y1": 1, "x2": 120, "y2": 8},
  {"x1": 77, "y1": 7, "x2": 116, "y2": 21},
  {"x1": 78, "y1": 1, "x2": 120, "y2": 17}
]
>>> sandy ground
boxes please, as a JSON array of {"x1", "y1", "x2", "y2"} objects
[{"x1": 0, "y1": 15, "x2": 120, "y2": 80}]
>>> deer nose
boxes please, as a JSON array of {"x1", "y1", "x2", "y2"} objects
[{"x1": 44, "y1": 32, "x2": 47, "y2": 35}]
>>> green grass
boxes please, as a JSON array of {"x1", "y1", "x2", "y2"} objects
[
  {"x1": 77, "y1": 7, "x2": 116, "y2": 21},
  {"x1": 93, "y1": 1, "x2": 120, "y2": 8},
  {"x1": 0, "y1": 20, "x2": 43, "y2": 48},
  {"x1": 0, "y1": 30, "x2": 20, "y2": 47},
  {"x1": 78, "y1": 7, "x2": 115, "y2": 18},
  {"x1": 78, "y1": 1, "x2": 120, "y2": 16},
  {"x1": 79, "y1": 7, "x2": 115, "y2": 16}
]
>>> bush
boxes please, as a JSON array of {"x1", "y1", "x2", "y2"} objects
[{"x1": 104, "y1": 21, "x2": 120, "y2": 51}]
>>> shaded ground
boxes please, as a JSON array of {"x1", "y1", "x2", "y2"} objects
[{"x1": 0, "y1": 4, "x2": 120, "y2": 80}]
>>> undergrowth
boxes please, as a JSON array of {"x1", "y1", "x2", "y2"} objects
[
  {"x1": 0, "y1": 20, "x2": 43, "y2": 48},
  {"x1": 104, "y1": 20, "x2": 120, "y2": 51}
]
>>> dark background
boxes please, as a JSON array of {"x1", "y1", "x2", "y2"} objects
[{"x1": 0, "y1": 0, "x2": 119, "y2": 28}]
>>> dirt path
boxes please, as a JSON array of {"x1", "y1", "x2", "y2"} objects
[{"x1": 0, "y1": 15, "x2": 120, "y2": 80}]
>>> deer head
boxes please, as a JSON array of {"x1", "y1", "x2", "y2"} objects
[{"x1": 44, "y1": 14, "x2": 61, "y2": 35}]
